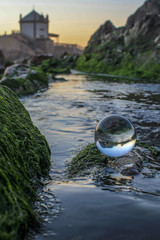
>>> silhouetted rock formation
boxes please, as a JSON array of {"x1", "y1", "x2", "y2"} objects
[
  {"x1": 85, "y1": 20, "x2": 116, "y2": 53},
  {"x1": 75, "y1": 0, "x2": 160, "y2": 81}
]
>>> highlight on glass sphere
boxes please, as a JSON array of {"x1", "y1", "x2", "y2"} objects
[{"x1": 95, "y1": 115, "x2": 136, "y2": 158}]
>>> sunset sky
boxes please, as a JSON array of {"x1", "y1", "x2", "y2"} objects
[{"x1": 0, "y1": 0, "x2": 145, "y2": 47}]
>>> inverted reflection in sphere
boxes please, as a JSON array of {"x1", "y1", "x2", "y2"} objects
[{"x1": 95, "y1": 115, "x2": 136, "y2": 157}]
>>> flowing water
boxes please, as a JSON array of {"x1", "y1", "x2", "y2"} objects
[{"x1": 21, "y1": 74, "x2": 160, "y2": 240}]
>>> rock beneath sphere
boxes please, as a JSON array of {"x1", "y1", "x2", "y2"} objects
[{"x1": 115, "y1": 151, "x2": 142, "y2": 176}]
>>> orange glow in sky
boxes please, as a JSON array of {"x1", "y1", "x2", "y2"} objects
[{"x1": 0, "y1": 0, "x2": 145, "y2": 47}]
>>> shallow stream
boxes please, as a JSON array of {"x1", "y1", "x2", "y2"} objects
[{"x1": 22, "y1": 74, "x2": 160, "y2": 240}]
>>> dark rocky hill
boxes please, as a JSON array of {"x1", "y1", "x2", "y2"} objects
[{"x1": 76, "y1": 0, "x2": 160, "y2": 81}]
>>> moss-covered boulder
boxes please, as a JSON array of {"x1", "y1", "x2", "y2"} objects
[
  {"x1": 0, "y1": 64, "x2": 48, "y2": 96},
  {"x1": 0, "y1": 85, "x2": 51, "y2": 239},
  {"x1": 67, "y1": 142, "x2": 159, "y2": 178},
  {"x1": 39, "y1": 55, "x2": 78, "y2": 77}
]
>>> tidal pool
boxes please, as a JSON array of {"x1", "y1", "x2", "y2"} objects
[{"x1": 21, "y1": 74, "x2": 160, "y2": 240}]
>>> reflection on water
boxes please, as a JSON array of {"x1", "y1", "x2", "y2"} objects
[
  {"x1": 95, "y1": 115, "x2": 136, "y2": 157},
  {"x1": 21, "y1": 74, "x2": 160, "y2": 240}
]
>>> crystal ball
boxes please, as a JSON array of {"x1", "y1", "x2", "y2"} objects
[{"x1": 95, "y1": 115, "x2": 136, "y2": 158}]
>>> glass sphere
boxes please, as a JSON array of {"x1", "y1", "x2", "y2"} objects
[{"x1": 95, "y1": 115, "x2": 136, "y2": 157}]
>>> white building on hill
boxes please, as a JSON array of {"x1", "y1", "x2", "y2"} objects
[
  {"x1": 19, "y1": 10, "x2": 59, "y2": 40},
  {"x1": 0, "y1": 9, "x2": 83, "y2": 60}
]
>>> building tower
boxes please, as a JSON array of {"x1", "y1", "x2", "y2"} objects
[{"x1": 19, "y1": 10, "x2": 50, "y2": 40}]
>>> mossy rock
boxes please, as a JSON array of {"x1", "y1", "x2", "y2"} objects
[
  {"x1": 0, "y1": 85, "x2": 51, "y2": 239},
  {"x1": 0, "y1": 64, "x2": 49, "y2": 96},
  {"x1": 75, "y1": 51, "x2": 160, "y2": 82},
  {"x1": 67, "y1": 142, "x2": 160, "y2": 178},
  {"x1": 39, "y1": 55, "x2": 77, "y2": 75},
  {"x1": 40, "y1": 58, "x2": 69, "y2": 74},
  {"x1": 67, "y1": 143, "x2": 108, "y2": 178},
  {"x1": 1, "y1": 71, "x2": 48, "y2": 96}
]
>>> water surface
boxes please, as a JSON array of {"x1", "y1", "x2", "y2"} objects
[{"x1": 22, "y1": 74, "x2": 160, "y2": 240}]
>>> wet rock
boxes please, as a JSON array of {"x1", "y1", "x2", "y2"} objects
[
  {"x1": 54, "y1": 77, "x2": 68, "y2": 82},
  {"x1": 0, "y1": 85, "x2": 51, "y2": 239},
  {"x1": 0, "y1": 64, "x2": 48, "y2": 96},
  {"x1": 67, "y1": 142, "x2": 159, "y2": 179},
  {"x1": 115, "y1": 151, "x2": 142, "y2": 176},
  {"x1": 3, "y1": 64, "x2": 30, "y2": 78}
]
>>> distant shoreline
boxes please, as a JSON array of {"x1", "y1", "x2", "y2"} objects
[{"x1": 70, "y1": 69, "x2": 159, "y2": 83}]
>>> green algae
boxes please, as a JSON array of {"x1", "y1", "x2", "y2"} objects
[
  {"x1": 40, "y1": 58, "x2": 70, "y2": 75},
  {"x1": 67, "y1": 142, "x2": 160, "y2": 178},
  {"x1": 136, "y1": 141, "x2": 160, "y2": 157},
  {"x1": 1, "y1": 69, "x2": 48, "y2": 96},
  {"x1": 39, "y1": 55, "x2": 77, "y2": 75},
  {"x1": 75, "y1": 51, "x2": 160, "y2": 83},
  {"x1": 0, "y1": 85, "x2": 51, "y2": 239},
  {"x1": 0, "y1": 55, "x2": 78, "y2": 96},
  {"x1": 67, "y1": 143, "x2": 109, "y2": 178}
]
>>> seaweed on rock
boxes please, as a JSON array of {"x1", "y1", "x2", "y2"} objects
[
  {"x1": 67, "y1": 143, "x2": 109, "y2": 178},
  {"x1": 0, "y1": 64, "x2": 48, "y2": 96},
  {"x1": 0, "y1": 85, "x2": 51, "y2": 240},
  {"x1": 67, "y1": 142, "x2": 160, "y2": 179}
]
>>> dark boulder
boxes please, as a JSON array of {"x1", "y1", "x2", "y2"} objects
[
  {"x1": 0, "y1": 50, "x2": 5, "y2": 73},
  {"x1": 29, "y1": 55, "x2": 53, "y2": 66}
]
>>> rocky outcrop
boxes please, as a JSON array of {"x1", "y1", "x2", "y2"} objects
[
  {"x1": 86, "y1": 0, "x2": 160, "y2": 49},
  {"x1": 85, "y1": 20, "x2": 117, "y2": 53},
  {"x1": 0, "y1": 85, "x2": 51, "y2": 239},
  {"x1": 67, "y1": 143, "x2": 159, "y2": 179},
  {"x1": 0, "y1": 55, "x2": 77, "y2": 96},
  {"x1": 0, "y1": 64, "x2": 48, "y2": 96},
  {"x1": 75, "y1": 0, "x2": 160, "y2": 81},
  {"x1": 124, "y1": 0, "x2": 160, "y2": 46},
  {"x1": 39, "y1": 55, "x2": 77, "y2": 75},
  {"x1": 126, "y1": 0, "x2": 160, "y2": 29},
  {"x1": 3, "y1": 64, "x2": 30, "y2": 78}
]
